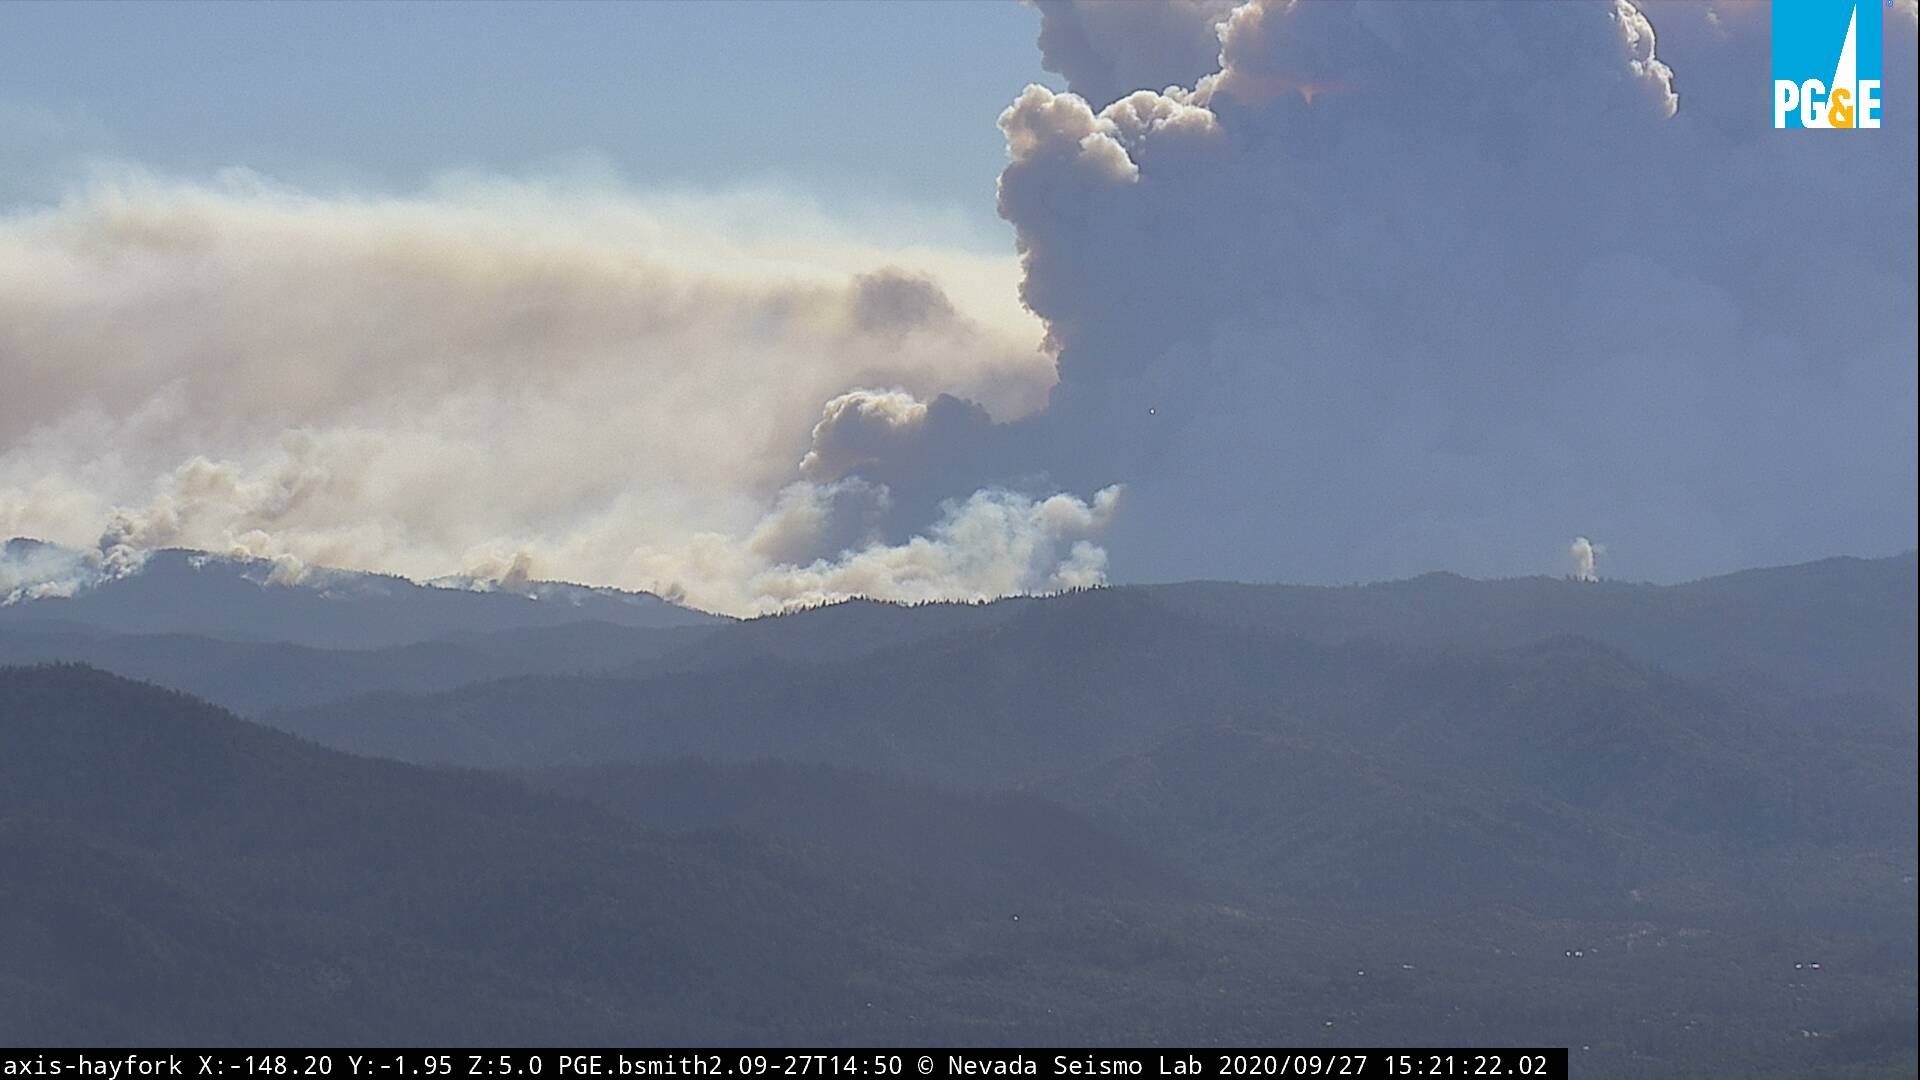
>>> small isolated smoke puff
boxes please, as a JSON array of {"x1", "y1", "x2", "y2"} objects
[{"x1": 1569, "y1": 536, "x2": 1602, "y2": 582}]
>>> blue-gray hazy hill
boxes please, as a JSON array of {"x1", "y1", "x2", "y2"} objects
[
  {"x1": 0, "y1": 540, "x2": 721, "y2": 647},
  {"x1": 2, "y1": 550, "x2": 1914, "y2": 1073}
]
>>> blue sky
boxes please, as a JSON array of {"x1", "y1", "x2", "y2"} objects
[{"x1": 0, "y1": 0, "x2": 1058, "y2": 247}]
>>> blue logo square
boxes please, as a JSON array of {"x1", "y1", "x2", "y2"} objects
[{"x1": 1773, "y1": 0, "x2": 1885, "y2": 128}]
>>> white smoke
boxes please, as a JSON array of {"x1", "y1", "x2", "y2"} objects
[
  {"x1": 798, "y1": 389, "x2": 933, "y2": 482},
  {"x1": 1, "y1": 541, "x2": 93, "y2": 604},
  {"x1": 741, "y1": 484, "x2": 1123, "y2": 610},
  {"x1": 0, "y1": 533, "x2": 147, "y2": 605},
  {"x1": 0, "y1": 171, "x2": 1129, "y2": 614},
  {"x1": 1569, "y1": 537, "x2": 1603, "y2": 582}
]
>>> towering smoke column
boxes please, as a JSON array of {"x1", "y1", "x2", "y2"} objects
[
  {"x1": 1569, "y1": 537, "x2": 1601, "y2": 582},
  {"x1": 977, "y1": 0, "x2": 1918, "y2": 585}
]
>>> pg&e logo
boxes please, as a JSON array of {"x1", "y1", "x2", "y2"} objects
[{"x1": 1773, "y1": 0, "x2": 1883, "y2": 129}]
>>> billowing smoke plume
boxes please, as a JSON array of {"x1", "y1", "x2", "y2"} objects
[
  {"x1": 1569, "y1": 537, "x2": 1602, "y2": 582},
  {"x1": 741, "y1": 484, "x2": 1121, "y2": 608},
  {"x1": 1031, "y1": 0, "x2": 1240, "y2": 108},
  {"x1": 1, "y1": 539, "x2": 101, "y2": 603},
  {"x1": 0, "y1": 531, "x2": 146, "y2": 604},
  {"x1": 5, "y1": 2, "x2": 1915, "y2": 607},
  {"x1": 982, "y1": 0, "x2": 1915, "y2": 584},
  {"x1": 0, "y1": 174, "x2": 1124, "y2": 613}
]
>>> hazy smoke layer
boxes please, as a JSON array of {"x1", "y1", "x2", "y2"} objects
[{"x1": 0, "y1": 174, "x2": 1123, "y2": 614}]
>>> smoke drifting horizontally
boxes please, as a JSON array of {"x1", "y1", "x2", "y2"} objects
[{"x1": 0, "y1": 174, "x2": 1127, "y2": 614}]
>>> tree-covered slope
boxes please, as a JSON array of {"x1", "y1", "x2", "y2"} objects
[{"x1": 3, "y1": 665, "x2": 1913, "y2": 1075}]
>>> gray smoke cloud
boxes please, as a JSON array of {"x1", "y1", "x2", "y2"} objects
[
  {"x1": 1031, "y1": 0, "x2": 1240, "y2": 108},
  {"x1": 972, "y1": 0, "x2": 1915, "y2": 584}
]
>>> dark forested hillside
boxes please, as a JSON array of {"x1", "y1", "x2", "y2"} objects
[
  {"x1": 518, "y1": 760, "x2": 1187, "y2": 903},
  {"x1": 4, "y1": 664, "x2": 1915, "y2": 1074},
  {"x1": 1147, "y1": 552, "x2": 1919, "y2": 707},
  {"x1": 2, "y1": 551, "x2": 1915, "y2": 1074},
  {"x1": 0, "y1": 622, "x2": 713, "y2": 714},
  {"x1": 1, "y1": 665, "x2": 1216, "y2": 1045},
  {"x1": 627, "y1": 552, "x2": 1917, "y2": 707},
  {"x1": 0, "y1": 665, "x2": 907, "y2": 1043},
  {"x1": 271, "y1": 588, "x2": 1916, "y2": 924},
  {"x1": 8, "y1": 547, "x2": 1909, "y2": 714}
]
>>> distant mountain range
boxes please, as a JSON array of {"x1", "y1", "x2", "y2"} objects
[
  {"x1": 2, "y1": 547, "x2": 1914, "y2": 1071},
  {"x1": 1, "y1": 538, "x2": 721, "y2": 647},
  {"x1": 268, "y1": 576, "x2": 1920, "y2": 920}
]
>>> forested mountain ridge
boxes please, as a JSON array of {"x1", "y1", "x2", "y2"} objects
[
  {"x1": 1146, "y1": 552, "x2": 1918, "y2": 706},
  {"x1": 0, "y1": 621, "x2": 711, "y2": 714},
  {"x1": 0, "y1": 664, "x2": 1184, "y2": 1044},
  {"x1": 0, "y1": 541, "x2": 721, "y2": 647},
  {"x1": 5, "y1": 545, "x2": 1908, "y2": 711},
  {"x1": 3, "y1": 664, "x2": 1913, "y2": 1074},
  {"x1": 642, "y1": 551, "x2": 1916, "y2": 706},
  {"x1": 2, "y1": 550, "x2": 1914, "y2": 1072},
  {"x1": 271, "y1": 591, "x2": 1916, "y2": 922}
]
